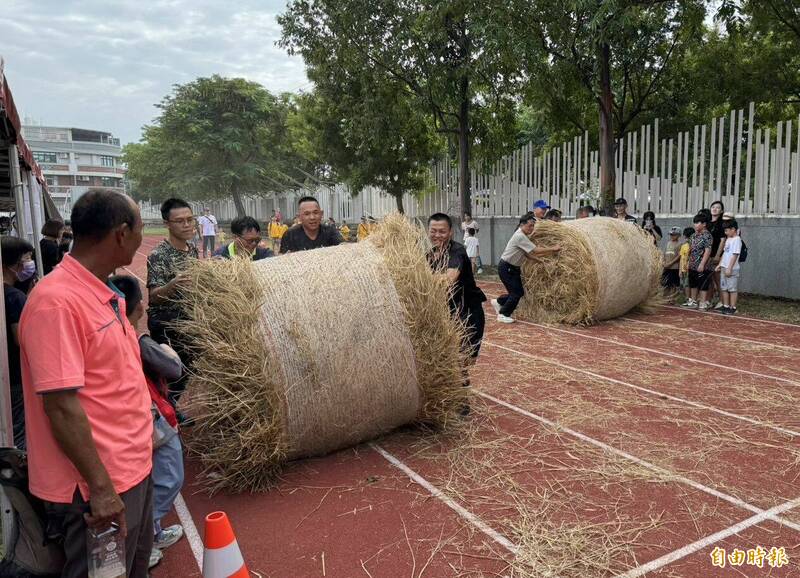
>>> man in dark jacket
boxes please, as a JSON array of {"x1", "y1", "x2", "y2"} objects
[{"x1": 215, "y1": 216, "x2": 273, "y2": 261}]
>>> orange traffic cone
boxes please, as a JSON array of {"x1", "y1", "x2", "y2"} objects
[{"x1": 202, "y1": 511, "x2": 249, "y2": 578}]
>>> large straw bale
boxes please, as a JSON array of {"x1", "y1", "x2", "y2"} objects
[
  {"x1": 516, "y1": 218, "x2": 662, "y2": 324},
  {"x1": 176, "y1": 213, "x2": 466, "y2": 492}
]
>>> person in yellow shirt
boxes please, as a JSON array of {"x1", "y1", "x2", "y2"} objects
[
  {"x1": 679, "y1": 226, "x2": 692, "y2": 301},
  {"x1": 367, "y1": 216, "x2": 378, "y2": 235},
  {"x1": 339, "y1": 222, "x2": 351, "y2": 242},
  {"x1": 267, "y1": 217, "x2": 281, "y2": 251},
  {"x1": 357, "y1": 216, "x2": 369, "y2": 241}
]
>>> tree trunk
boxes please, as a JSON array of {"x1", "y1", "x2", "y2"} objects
[
  {"x1": 231, "y1": 190, "x2": 246, "y2": 218},
  {"x1": 394, "y1": 192, "x2": 405, "y2": 214},
  {"x1": 458, "y1": 75, "x2": 471, "y2": 216},
  {"x1": 597, "y1": 41, "x2": 616, "y2": 211}
]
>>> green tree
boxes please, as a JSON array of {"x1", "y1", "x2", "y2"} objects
[
  {"x1": 279, "y1": 0, "x2": 521, "y2": 214},
  {"x1": 513, "y1": 0, "x2": 705, "y2": 207},
  {"x1": 124, "y1": 75, "x2": 296, "y2": 217}
]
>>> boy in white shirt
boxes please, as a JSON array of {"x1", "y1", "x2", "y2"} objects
[
  {"x1": 715, "y1": 220, "x2": 742, "y2": 315},
  {"x1": 464, "y1": 227, "x2": 480, "y2": 274}
]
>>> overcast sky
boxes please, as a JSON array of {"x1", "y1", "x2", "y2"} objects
[{"x1": 1, "y1": 0, "x2": 309, "y2": 145}]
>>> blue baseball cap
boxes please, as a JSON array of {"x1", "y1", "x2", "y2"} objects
[{"x1": 531, "y1": 200, "x2": 551, "y2": 210}]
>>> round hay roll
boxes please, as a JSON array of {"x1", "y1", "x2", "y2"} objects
[
  {"x1": 515, "y1": 217, "x2": 662, "y2": 325},
  {"x1": 177, "y1": 214, "x2": 467, "y2": 492}
]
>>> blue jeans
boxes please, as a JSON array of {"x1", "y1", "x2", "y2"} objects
[
  {"x1": 152, "y1": 418, "x2": 184, "y2": 537},
  {"x1": 497, "y1": 260, "x2": 524, "y2": 316}
]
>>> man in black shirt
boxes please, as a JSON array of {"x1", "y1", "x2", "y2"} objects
[
  {"x1": 426, "y1": 213, "x2": 487, "y2": 361},
  {"x1": 279, "y1": 196, "x2": 342, "y2": 254}
]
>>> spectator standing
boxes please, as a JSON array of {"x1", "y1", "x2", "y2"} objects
[
  {"x1": 197, "y1": 208, "x2": 218, "y2": 259},
  {"x1": 339, "y1": 221, "x2": 351, "y2": 242},
  {"x1": 110, "y1": 275, "x2": 185, "y2": 568},
  {"x1": 683, "y1": 213, "x2": 714, "y2": 309},
  {"x1": 279, "y1": 196, "x2": 342, "y2": 253},
  {"x1": 357, "y1": 217, "x2": 370, "y2": 242},
  {"x1": 613, "y1": 198, "x2": 638, "y2": 223},
  {"x1": 461, "y1": 212, "x2": 479, "y2": 241},
  {"x1": 59, "y1": 221, "x2": 73, "y2": 261},
  {"x1": 662, "y1": 226, "x2": 681, "y2": 300},
  {"x1": 464, "y1": 227, "x2": 480, "y2": 274},
  {"x1": 19, "y1": 189, "x2": 153, "y2": 578},
  {"x1": 530, "y1": 200, "x2": 551, "y2": 220},
  {"x1": 641, "y1": 211, "x2": 663, "y2": 245},
  {"x1": 1, "y1": 236, "x2": 35, "y2": 448},
  {"x1": 716, "y1": 220, "x2": 742, "y2": 315},
  {"x1": 708, "y1": 201, "x2": 726, "y2": 308},
  {"x1": 216, "y1": 216, "x2": 273, "y2": 261},
  {"x1": 544, "y1": 209, "x2": 562, "y2": 222},
  {"x1": 491, "y1": 215, "x2": 561, "y2": 324},
  {"x1": 40, "y1": 218, "x2": 65, "y2": 275},
  {"x1": 147, "y1": 198, "x2": 198, "y2": 412},
  {"x1": 679, "y1": 226, "x2": 693, "y2": 300}
]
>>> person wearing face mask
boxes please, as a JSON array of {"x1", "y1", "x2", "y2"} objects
[{"x1": 1, "y1": 236, "x2": 36, "y2": 448}]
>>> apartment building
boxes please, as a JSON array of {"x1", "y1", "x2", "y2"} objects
[{"x1": 21, "y1": 124, "x2": 126, "y2": 214}]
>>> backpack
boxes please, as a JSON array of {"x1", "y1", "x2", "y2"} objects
[
  {"x1": 0, "y1": 449, "x2": 63, "y2": 577},
  {"x1": 739, "y1": 239, "x2": 748, "y2": 263}
]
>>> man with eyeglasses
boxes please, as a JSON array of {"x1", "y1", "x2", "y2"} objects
[
  {"x1": 146, "y1": 198, "x2": 198, "y2": 418},
  {"x1": 215, "y1": 216, "x2": 273, "y2": 261},
  {"x1": 279, "y1": 196, "x2": 342, "y2": 254}
]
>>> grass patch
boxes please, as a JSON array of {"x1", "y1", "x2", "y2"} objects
[
  {"x1": 735, "y1": 293, "x2": 800, "y2": 324},
  {"x1": 144, "y1": 226, "x2": 169, "y2": 237}
]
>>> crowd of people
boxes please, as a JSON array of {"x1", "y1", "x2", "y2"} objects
[{"x1": 0, "y1": 188, "x2": 748, "y2": 576}]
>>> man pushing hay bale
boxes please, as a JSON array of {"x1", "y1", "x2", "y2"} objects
[
  {"x1": 176, "y1": 214, "x2": 467, "y2": 492},
  {"x1": 515, "y1": 217, "x2": 662, "y2": 325}
]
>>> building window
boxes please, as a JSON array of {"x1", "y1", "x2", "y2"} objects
[
  {"x1": 46, "y1": 177, "x2": 56, "y2": 187},
  {"x1": 100, "y1": 155, "x2": 115, "y2": 167},
  {"x1": 101, "y1": 177, "x2": 119, "y2": 187},
  {"x1": 33, "y1": 152, "x2": 57, "y2": 164},
  {"x1": 77, "y1": 175, "x2": 91, "y2": 182}
]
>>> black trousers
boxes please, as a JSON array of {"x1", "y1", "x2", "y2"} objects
[
  {"x1": 44, "y1": 477, "x2": 153, "y2": 578},
  {"x1": 148, "y1": 315, "x2": 192, "y2": 406},
  {"x1": 497, "y1": 260, "x2": 524, "y2": 316},
  {"x1": 459, "y1": 301, "x2": 486, "y2": 358}
]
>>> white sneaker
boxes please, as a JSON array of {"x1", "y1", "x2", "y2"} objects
[
  {"x1": 698, "y1": 301, "x2": 711, "y2": 311},
  {"x1": 154, "y1": 524, "x2": 184, "y2": 550},
  {"x1": 497, "y1": 314, "x2": 515, "y2": 324},
  {"x1": 714, "y1": 301, "x2": 725, "y2": 310},
  {"x1": 681, "y1": 299, "x2": 697, "y2": 308},
  {"x1": 477, "y1": 268, "x2": 484, "y2": 274},
  {"x1": 490, "y1": 299, "x2": 501, "y2": 315},
  {"x1": 149, "y1": 548, "x2": 164, "y2": 569}
]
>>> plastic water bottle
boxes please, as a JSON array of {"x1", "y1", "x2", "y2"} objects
[{"x1": 87, "y1": 523, "x2": 126, "y2": 578}]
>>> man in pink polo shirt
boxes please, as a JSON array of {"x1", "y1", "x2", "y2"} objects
[{"x1": 19, "y1": 189, "x2": 153, "y2": 578}]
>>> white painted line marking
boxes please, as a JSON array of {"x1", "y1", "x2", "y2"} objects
[
  {"x1": 618, "y1": 316, "x2": 800, "y2": 353},
  {"x1": 616, "y1": 496, "x2": 800, "y2": 578},
  {"x1": 664, "y1": 304, "x2": 800, "y2": 329},
  {"x1": 478, "y1": 390, "x2": 800, "y2": 534},
  {"x1": 498, "y1": 314, "x2": 800, "y2": 387},
  {"x1": 483, "y1": 341, "x2": 800, "y2": 438},
  {"x1": 174, "y1": 492, "x2": 204, "y2": 572},
  {"x1": 370, "y1": 443, "x2": 519, "y2": 555},
  {"x1": 121, "y1": 266, "x2": 144, "y2": 283}
]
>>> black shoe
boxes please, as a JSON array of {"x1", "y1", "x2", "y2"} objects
[{"x1": 723, "y1": 307, "x2": 737, "y2": 316}]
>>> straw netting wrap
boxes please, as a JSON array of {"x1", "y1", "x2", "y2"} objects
[
  {"x1": 516, "y1": 218, "x2": 662, "y2": 325},
  {"x1": 177, "y1": 213, "x2": 467, "y2": 492}
]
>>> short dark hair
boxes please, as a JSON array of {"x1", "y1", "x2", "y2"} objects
[
  {"x1": 297, "y1": 196, "x2": 319, "y2": 207},
  {"x1": 642, "y1": 211, "x2": 656, "y2": 222},
  {"x1": 1, "y1": 236, "x2": 34, "y2": 267},
  {"x1": 710, "y1": 200, "x2": 725, "y2": 211},
  {"x1": 467, "y1": 227, "x2": 476, "y2": 236},
  {"x1": 519, "y1": 215, "x2": 535, "y2": 226},
  {"x1": 682, "y1": 227, "x2": 694, "y2": 237},
  {"x1": 428, "y1": 213, "x2": 452, "y2": 229},
  {"x1": 160, "y1": 198, "x2": 191, "y2": 221},
  {"x1": 463, "y1": 211, "x2": 472, "y2": 218},
  {"x1": 231, "y1": 216, "x2": 261, "y2": 236},
  {"x1": 545, "y1": 209, "x2": 562, "y2": 219},
  {"x1": 41, "y1": 218, "x2": 64, "y2": 238},
  {"x1": 109, "y1": 274, "x2": 143, "y2": 318},
  {"x1": 71, "y1": 189, "x2": 137, "y2": 242},
  {"x1": 578, "y1": 205, "x2": 596, "y2": 217},
  {"x1": 693, "y1": 213, "x2": 709, "y2": 225},
  {"x1": 723, "y1": 219, "x2": 739, "y2": 230},
  {"x1": 697, "y1": 208, "x2": 712, "y2": 218}
]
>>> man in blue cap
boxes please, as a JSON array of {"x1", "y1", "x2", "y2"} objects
[{"x1": 530, "y1": 200, "x2": 550, "y2": 220}]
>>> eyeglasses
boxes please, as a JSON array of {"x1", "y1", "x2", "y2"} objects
[
  {"x1": 168, "y1": 217, "x2": 195, "y2": 225},
  {"x1": 237, "y1": 235, "x2": 262, "y2": 245}
]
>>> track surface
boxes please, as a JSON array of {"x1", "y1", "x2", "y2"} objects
[{"x1": 126, "y1": 237, "x2": 800, "y2": 577}]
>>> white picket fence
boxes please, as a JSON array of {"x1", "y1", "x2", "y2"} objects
[
  {"x1": 440, "y1": 101, "x2": 800, "y2": 218},
  {"x1": 139, "y1": 101, "x2": 800, "y2": 222}
]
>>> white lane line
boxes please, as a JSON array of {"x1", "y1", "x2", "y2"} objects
[
  {"x1": 477, "y1": 390, "x2": 800, "y2": 534},
  {"x1": 174, "y1": 493, "x2": 204, "y2": 572},
  {"x1": 370, "y1": 443, "x2": 519, "y2": 555},
  {"x1": 483, "y1": 341, "x2": 800, "y2": 438},
  {"x1": 618, "y1": 316, "x2": 800, "y2": 352},
  {"x1": 121, "y1": 266, "x2": 144, "y2": 283},
  {"x1": 664, "y1": 304, "x2": 800, "y2": 329},
  {"x1": 616, "y1": 495, "x2": 800, "y2": 578},
  {"x1": 501, "y1": 315, "x2": 800, "y2": 387}
]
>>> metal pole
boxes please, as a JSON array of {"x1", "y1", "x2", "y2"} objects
[{"x1": 28, "y1": 173, "x2": 45, "y2": 279}]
